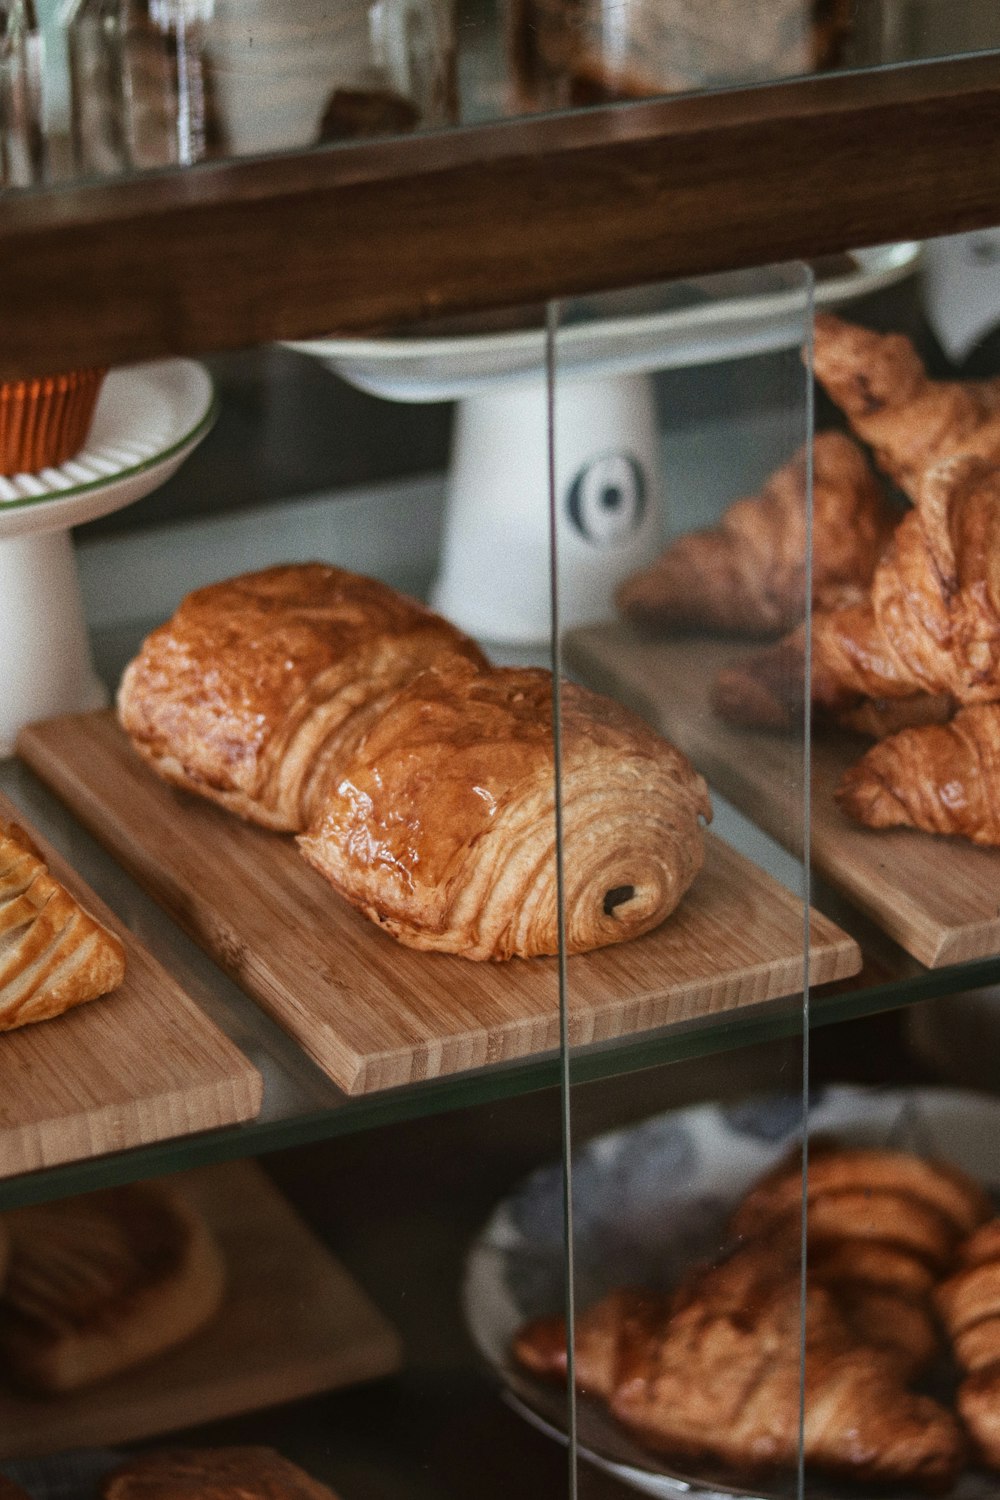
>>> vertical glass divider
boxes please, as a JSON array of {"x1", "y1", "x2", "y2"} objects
[
  {"x1": 546, "y1": 296, "x2": 578, "y2": 1500},
  {"x1": 797, "y1": 270, "x2": 817, "y2": 1500}
]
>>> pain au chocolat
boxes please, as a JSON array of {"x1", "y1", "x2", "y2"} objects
[
  {"x1": 117, "y1": 563, "x2": 489, "y2": 832},
  {"x1": 0, "y1": 818, "x2": 125, "y2": 1032},
  {"x1": 298, "y1": 659, "x2": 711, "y2": 960}
]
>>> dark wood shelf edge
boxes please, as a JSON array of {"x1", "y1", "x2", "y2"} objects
[{"x1": 4, "y1": 53, "x2": 1000, "y2": 375}]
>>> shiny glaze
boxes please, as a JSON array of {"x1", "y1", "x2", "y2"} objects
[{"x1": 300, "y1": 660, "x2": 711, "y2": 960}]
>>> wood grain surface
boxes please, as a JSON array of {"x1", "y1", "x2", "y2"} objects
[
  {"x1": 18, "y1": 712, "x2": 859, "y2": 1095},
  {"x1": 565, "y1": 626, "x2": 1000, "y2": 970},
  {"x1": 0, "y1": 1159, "x2": 402, "y2": 1457},
  {"x1": 2, "y1": 54, "x2": 1000, "y2": 376},
  {"x1": 0, "y1": 790, "x2": 262, "y2": 1181}
]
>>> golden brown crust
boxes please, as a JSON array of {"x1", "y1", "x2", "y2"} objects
[
  {"x1": 299, "y1": 659, "x2": 711, "y2": 960},
  {"x1": 117, "y1": 564, "x2": 489, "y2": 832},
  {"x1": 514, "y1": 1239, "x2": 964, "y2": 1489},
  {"x1": 0, "y1": 818, "x2": 126, "y2": 1032},
  {"x1": 102, "y1": 1449, "x2": 339, "y2": 1500},
  {"x1": 836, "y1": 702, "x2": 1000, "y2": 846},
  {"x1": 616, "y1": 432, "x2": 896, "y2": 637},
  {"x1": 729, "y1": 1145, "x2": 991, "y2": 1246},
  {"x1": 813, "y1": 313, "x2": 1000, "y2": 500},
  {"x1": 0, "y1": 1182, "x2": 226, "y2": 1393}
]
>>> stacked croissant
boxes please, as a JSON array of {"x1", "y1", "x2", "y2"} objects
[
  {"x1": 513, "y1": 1142, "x2": 1000, "y2": 1490},
  {"x1": 117, "y1": 564, "x2": 710, "y2": 962},
  {"x1": 618, "y1": 313, "x2": 1000, "y2": 847}
]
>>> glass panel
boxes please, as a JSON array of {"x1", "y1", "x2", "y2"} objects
[
  {"x1": 2, "y1": 0, "x2": 996, "y2": 192},
  {"x1": 550, "y1": 266, "x2": 813, "y2": 1500},
  {"x1": 806, "y1": 227, "x2": 1000, "y2": 1500}
]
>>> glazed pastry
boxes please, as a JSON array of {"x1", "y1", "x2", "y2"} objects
[
  {"x1": 0, "y1": 1181, "x2": 225, "y2": 1394},
  {"x1": 102, "y1": 1449, "x2": 340, "y2": 1500},
  {"x1": 117, "y1": 564, "x2": 489, "y2": 832},
  {"x1": 836, "y1": 702, "x2": 1000, "y2": 845},
  {"x1": 617, "y1": 432, "x2": 896, "y2": 636},
  {"x1": 0, "y1": 818, "x2": 126, "y2": 1032},
  {"x1": 299, "y1": 659, "x2": 711, "y2": 961},
  {"x1": 813, "y1": 313, "x2": 1000, "y2": 499},
  {"x1": 514, "y1": 1239, "x2": 963, "y2": 1489}
]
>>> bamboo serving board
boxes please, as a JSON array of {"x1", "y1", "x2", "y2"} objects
[
  {"x1": 0, "y1": 1158, "x2": 402, "y2": 1457},
  {"x1": 0, "y1": 790, "x2": 262, "y2": 1180},
  {"x1": 565, "y1": 625, "x2": 1000, "y2": 970},
  {"x1": 18, "y1": 713, "x2": 859, "y2": 1095}
]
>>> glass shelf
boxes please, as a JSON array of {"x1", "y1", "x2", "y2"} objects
[{"x1": 4, "y1": 740, "x2": 999, "y2": 1212}]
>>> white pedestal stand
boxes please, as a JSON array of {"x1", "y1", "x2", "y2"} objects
[
  {"x1": 0, "y1": 358, "x2": 216, "y2": 756},
  {"x1": 285, "y1": 242, "x2": 919, "y2": 645}
]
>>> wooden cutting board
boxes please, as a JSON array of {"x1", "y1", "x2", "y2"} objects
[
  {"x1": 18, "y1": 712, "x2": 859, "y2": 1095},
  {"x1": 0, "y1": 790, "x2": 262, "y2": 1180},
  {"x1": 0, "y1": 1159, "x2": 402, "y2": 1457},
  {"x1": 565, "y1": 625, "x2": 1000, "y2": 969}
]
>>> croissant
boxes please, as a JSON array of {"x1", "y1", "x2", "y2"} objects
[
  {"x1": 714, "y1": 454, "x2": 1000, "y2": 731},
  {"x1": 117, "y1": 564, "x2": 489, "y2": 832},
  {"x1": 514, "y1": 1239, "x2": 964, "y2": 1489},
  {"x1": 836, "y1": 702, "x2": 1000, "y2": 845},
  {"x1": 936, "y1": 1219, "x2": 1000, "y2": 1469},
  {"x1": 813, "y1": 313, "x2": 1000, "y2": 499},
  {"x1": 298, "y1": 659, "x2": 711, "y2": 960},
  {"x1": 0, "y1": 818, "x2": 126, "y2": 1031},
  {"x1": 616, "y1": 432, "x2": 896, "y2": 636},
  {"x1": 729, "y1": 1144, "x2": 991, "y2": 1245}
]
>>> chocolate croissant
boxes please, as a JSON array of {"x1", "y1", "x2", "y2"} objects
[
  {"x1": 836, "y1": 702, "x2": 1000, "y2": 845},
  {"x1": 299, "y1": 659, "x2": 711, "y2": 960},
  {"x1": 117, "y1": 564, "x2": 489, "y2": 832},
  {"x1": 0, "y1": 819, "x2": 126, "y2": 1031},
  {"x1": 813, "y1": 313, "x2": 1000, "y2": 499},
  {"x1": 616, "y1": 432, "x2": 896, "y2": 636}
]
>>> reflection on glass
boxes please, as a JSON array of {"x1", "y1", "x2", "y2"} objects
[
  {"x1": 65, "y1": 0, "x2": 457, "y2": 177},
  {"x1": 504, "y1": 0, "x2": 853, "y2": 111},
  {"x1": 0, "y1": 0, "x2": 44, "y2": 185}
]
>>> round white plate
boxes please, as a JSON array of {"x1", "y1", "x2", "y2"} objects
[
  {"x1": 463, "y1": 1084, "x2": 1000, "y2": 1500},
  {"x1": 0, "y1": 359, "x2": 216, "y2": 539},
  {"x1": 287, "y1": 244, "x2": 921, "y2": 402}
]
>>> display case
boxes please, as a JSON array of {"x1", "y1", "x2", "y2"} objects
[{"x1": 2, "y1": 6, "x2": 1000, "y2": 1500}]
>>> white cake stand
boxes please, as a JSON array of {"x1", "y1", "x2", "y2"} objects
[
  {"x1": 287, "y1": 243, "x2": 920, "y2": 644},
  {"x1": 0, "y1": 358, "x2": 216, "y2": 755}
]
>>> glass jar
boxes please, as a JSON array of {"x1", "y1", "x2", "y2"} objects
[
  {"x1": 1, "y1": 0, "x2": 44, "y2": 187},
  {"x1": 66, "y1": 0, "x2": 457, "y2": 178}
]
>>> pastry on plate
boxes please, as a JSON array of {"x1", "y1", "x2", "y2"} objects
[
  {"x1": 937, "y1": 1219, "x2": 1000, "y2": 1470},
  {"x1": 0, "y1": 817, "x2": 126, "y2": 1032},
  {"x1": 616, "y1": 432, "x2": 896, "y2": 637},
  {"x1": 299, "y1": 658, "x2": 711, "y2": 960},
  {"x1": 117, "y1": 563, "x2": 489, "y2": 832},
  {"x1": 0, "y1": 1181, "x2": 225, "y2": 1393},
  {"x1": 515, "y1": 1234, "x2": 964, "y2": 1490},
  {"x1": 102, "y1": 1448, "x2": 340, "y2": 1500}
]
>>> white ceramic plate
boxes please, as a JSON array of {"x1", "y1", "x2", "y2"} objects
[
  {"x1": 287, "y1": 244, "x2": 921, "y2": 402},
  {"x1": 463, "y1": 1084, "x2": 1000, "y2": 1500},
  {"x1": 0, "y1": 359, "x2": 216, "y2": 539}
]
